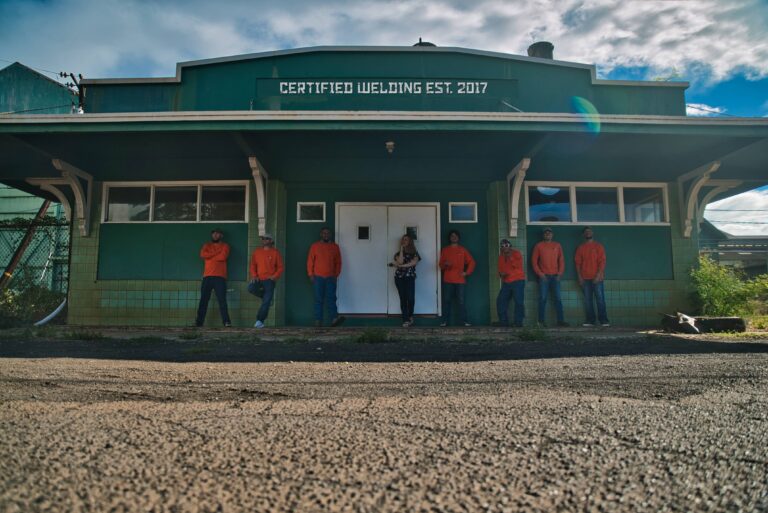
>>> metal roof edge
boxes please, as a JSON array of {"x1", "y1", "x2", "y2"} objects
[
  {"x1": 1, "y1": 110, "x2": 767, "y2": 126},
  {"x1": 80, "y1": 46, "x2": 687, "y2": 89}
]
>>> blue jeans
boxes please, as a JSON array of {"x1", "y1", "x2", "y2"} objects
[
  {"x1": 312, "y1": 276, "x2": 338, "y2": 322},
  {"x1": 582, "y1": 279, "x2": 609, "y2": 324},
  {"x1": 442, "y1": 282, "x2": 466, "y2": 325},
  {"x1": 256, "y1": 279, "x2": 276, "y2": 322},
  {"x1": 196, "y1": 276, "x2": 231, "y2": 326},
  {"x1": 538, "y1": 275, "x2": 564, "y2": 323},
  {"x1": 497, "y1": 280, "x2": 525, "y2": 326}
]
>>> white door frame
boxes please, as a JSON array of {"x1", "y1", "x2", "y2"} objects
[{"x1": 335, "y1": 202, "x2": 442, "y2": 315}]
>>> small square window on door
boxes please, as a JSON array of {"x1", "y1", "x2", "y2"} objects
[
  {"x1": 357, "y1": 225, "x2": 370, "y2": 240},
  {"x1": 405, "y1": 226, "x2": 418, "y2": 240}
]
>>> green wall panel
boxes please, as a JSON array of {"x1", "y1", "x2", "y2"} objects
[
  {"x1": 98, "y1": 224, "x2": 248, "y2": 280},
  {"x1": 284, "y1": 183, "x2": 490, "y2": 326},
  {"x1": 525, "y1": 225, "x2": 673, "y2": 280}
]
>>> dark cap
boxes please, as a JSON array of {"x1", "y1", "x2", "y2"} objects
[
  {"x1": 500, "y1": 239, "x2": 511, "y2": 246},
  {"x1": 211, "y1": 228, "x2": 223, "y2": 234},
  {"x1": 543, "y1": 227, "x2": 553, "y2": 233}
]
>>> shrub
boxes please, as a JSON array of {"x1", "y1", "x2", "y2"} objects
[
  {"x1": 690, "y1": 256, "x2": 766, "y2": 316},
  {"x1": 0, "y1": 272, "x2": 66, "y2": 328}
]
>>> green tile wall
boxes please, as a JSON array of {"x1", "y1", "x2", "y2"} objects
[{"x1": 67, "y1": 181, "x2": 275, "y2": 327}]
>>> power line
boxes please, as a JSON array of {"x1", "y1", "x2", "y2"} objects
[
  {"x1": 706, "y1": 209, "x2": 768, "y2": 212},
  {"x1": 0, "y1": 58, "x2": 64, "y2": 80},
  {"x1": 0, "y1": 103, "x2": 73, "y2": 115},
  {"x1": 706, "y1": 220, "x2": 768, "y2": 224},
  {"x1": 686, "y1": 103, "x2": 735, "y2": 117}
]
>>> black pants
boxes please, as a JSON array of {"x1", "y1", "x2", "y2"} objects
[
  {"x1": 394, "y1": 276, "x2": 416, "y2": 322},
  {"x1": 196, "y1": 276, "x2": 231, "y2": 326}
]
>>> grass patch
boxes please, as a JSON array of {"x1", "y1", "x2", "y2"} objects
[
  {"x1": 60, "y1": 329, "x2": 106, "y2": 341},
  {"x1": 355, "y1": 327, "x2": 391, "y2": 344},
  {"x1": 516, "y1": 326, "x2": 547, "y2": 342},
  {"x1": 182, "y1": 342, "x2": 215, "y2": 355},
  {"x1": 178, "y1": 331, "x2": 203, "y2": 340},
  {"x1": 747, "y1": 316, "x2": 768, "y2": 330},
  {"x1": 704, "y1": 331, "x2": 768, "y2": 341}
]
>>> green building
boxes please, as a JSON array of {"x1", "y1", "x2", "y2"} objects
[{"x1": 1, "y1": 44, "x2": 766, "y2": 327}]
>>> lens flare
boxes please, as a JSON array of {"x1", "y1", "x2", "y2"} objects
[{"x1": 571, "y1": 96, "x2": 601, "y2": 135}]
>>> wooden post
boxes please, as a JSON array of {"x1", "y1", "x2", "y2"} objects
[{"x1": 0, "y1": 200, "x2": 51, "y2": 290}]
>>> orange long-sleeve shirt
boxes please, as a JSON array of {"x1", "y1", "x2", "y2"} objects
[
  {"x1": 200, "y1": 242, "x2": 230, "y2": 278},
  {"x1": 531, "y1": 241, "x2": 564, "y2": 276},
  {"x1": 250, "y1": 247, "x2": 284, "y2": 281},
  {"x1": 498, "y1": 250, "x2": 524, "y2": 283},
  {"x1": 439, "y1": 245, "x2": 476, "y2": 284},
  {"x1": 574, "y1": 241, "x2": 606, "y2": 280},
  {"x1": 307, "y1": 241, "x2": 342, "y2": 278}
]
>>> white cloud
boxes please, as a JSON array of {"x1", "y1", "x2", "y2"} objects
[
  {"x1": 686, "y1": 103, "x2": 727, "y2": 116},
  {"x1": 704, "y1": 188, "x2": 768, "y2": 236},
  {"x1": 0, "y1": 0, "x2": 766, "y2": 87}
]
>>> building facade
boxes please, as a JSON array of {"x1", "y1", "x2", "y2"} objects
[{"x1": 1, "y1": 45, "x2": 766, "y2": 327}]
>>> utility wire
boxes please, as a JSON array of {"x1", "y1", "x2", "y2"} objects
[
  {"x1": 0, "y1": 103, "x2": 73, "y2": 115},
  {"x1": 706, "y1": 209, "x2": 768, "y2": 212},
  {"x1": 706, "y1": 220, "x2": 768, "y2": 224},
  {"x1": 0, "y1": 58, "x2": 63, "y2": 80},
  {"x1": 686, "y1": 103, "x2": 735, "y2": 117}
]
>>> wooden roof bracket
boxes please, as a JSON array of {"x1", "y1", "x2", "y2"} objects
[
  {"x1": 24, "y1": 179, "x2": 72, "y2": 223},
  {"x1": 26, "y1": 158, "x2": 93, "y2": 236},
  {"x1": 677, "y1": 161, "x2": 721, "y2": 238},
  {"x1": 696, "y1": 179, "x2": 743, "y2": 232},
  {"x1": 507, "y1": 158, "x2": 531, "y2": 237},
  {"x1": 249, "y1": 156, "x2": 269, "y2": 236}
]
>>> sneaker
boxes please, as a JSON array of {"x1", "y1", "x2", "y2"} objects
[
  {"x1": 254, "y1": 320, "x2": 264, "y2": 328},
  {"x1": 463, "y1": 322, "x2": 472, "y2": 327},
  {"x1": 402, "y1": 321, "x2": 410, "y2": 327},
  {"x1": 601, "y1": 323, "x2": 611, "y2": 327},
  {"x1": 582, "y1": 323, "x2": 595, "y2": 327},
  {"x1": 439, "y1": 322, "x2": 448, "y2": 327},
  {"x1": 556, "y1": 321, "x2": 570, "y2": 327},
  {"x1": 224, "y1": 322, "x2": 232, "y2": 327},
  {"x1": 331, "y1": 316, "x2": 346, "y2": 327}
]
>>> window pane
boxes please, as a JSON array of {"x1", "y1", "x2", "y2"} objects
[
  {"x1": 358, "y1": 226, "x2": 370, "y2": 240},
  {"x1": 154, "y1": 186, "x2": 198, "y2": 221},
  {"x1": 201, "y1": 186, "x2": 246, "y2": 221},
  {"x1": 106, "y1": 187, "x2": 150, "y2": 222},
  {"x1": 298, "y1": 203, "x2": 325, "y2": 221},
  {"x1": 450, "y1": 204, "x2": 477, "y2": 222},
  {"x1": 576, "y1": 187, "x2": 619, "y2": 222},
  {"x1": 624, "y1": 187, "x2": 665, "y2": 223},
  {"x1": 528, "y1": 187, "x2": 571, "y2": 222}
]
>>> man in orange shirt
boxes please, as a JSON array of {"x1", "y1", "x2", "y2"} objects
[
  {"x1": 195, "y1": 228, "x2": 232, "y2": 327},
  {"x1": 249, "y1": 233, "x2": 284, "y2": 329},
  {"x1": 439, "y1": 230, "x2": 476, "y2": 327},
  {"x1": 496, "y1": 239, "x2": 525, "y2": 327},
  {"x1": 574, "y1": 226, "x2": 610, "y2": 327},
  {"x1": 307, "y1": 227, "x2": 344, "y2": 327},
  {"x1": 531, "y1": 227, "x2": 568, "y2": 327}
]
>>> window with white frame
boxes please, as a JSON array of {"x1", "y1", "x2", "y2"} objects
[
  {"x1": 526, "y1": 182, "x2": 668, "y2": 225},
  {"x1": 103, "y1": 182, "x2": 248, "y2": 223},
  {"x1": 449, "y1": 202, "x2": 478, "y2": 223},
  {"x1": 297, "y1": 202, "x2": 326, "y2": 222}
]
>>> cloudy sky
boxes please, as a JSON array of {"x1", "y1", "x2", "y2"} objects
[{"x1": 1, "y1": 0, "x2": 766, "y2": 234}]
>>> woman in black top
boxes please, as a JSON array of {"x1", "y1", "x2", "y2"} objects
[{"x1": 392, "y1": 234, "x2": 420, "y2": 327}]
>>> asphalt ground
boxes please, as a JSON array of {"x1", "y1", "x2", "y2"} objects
[{"x1": 1, "y1": 328, "x2": 767, "y2": 512}]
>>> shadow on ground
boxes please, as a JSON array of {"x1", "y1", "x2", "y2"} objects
[{"x1": 0, "y1": 327, "x2": 766, "y2": 362}]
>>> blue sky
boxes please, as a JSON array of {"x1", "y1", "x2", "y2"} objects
[{"x1": 1, "y1": 0, "x2": 766, "y2": 233}]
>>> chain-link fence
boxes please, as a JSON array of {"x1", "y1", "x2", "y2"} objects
[{"x1": 0, "y1": 217, "x2": 70, "y2": 326}]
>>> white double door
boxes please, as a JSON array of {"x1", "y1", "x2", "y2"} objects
[{"x1": 337, "y1": 203, "x2": 439, "y2": 315}]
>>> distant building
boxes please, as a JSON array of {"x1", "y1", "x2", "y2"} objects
[
  {"x1": 700, "y1": 220, "x2": 768, "y2": 278},
  {"x1": 0, "y1": 44, "x2": 766, "y2": 327}
]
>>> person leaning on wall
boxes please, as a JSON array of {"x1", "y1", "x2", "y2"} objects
[
  {"x1": 249, "y1": 233, "x2": 284, "y2": 329},
  {"x1": 574, "y1": 226, "x2": 610, "y2": 327},
  {"x1": 307, "y1": 226, "x2": 345, "y2": 327},
  {"x1": 195, "y1": 228, "x2": 232, "y2": 327},
  {"x1": 531, "y1": 227, "x2": 569, "y2": 327},
  {"x1": 390, "y1": 233, "x2": 420, "y2": 327},
  {"x1": 496, "y1": 239, "x2": 525, "y2": 327},
  {"x1": 438, "y1": 229, "x2": 476, "y2": 327}
]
